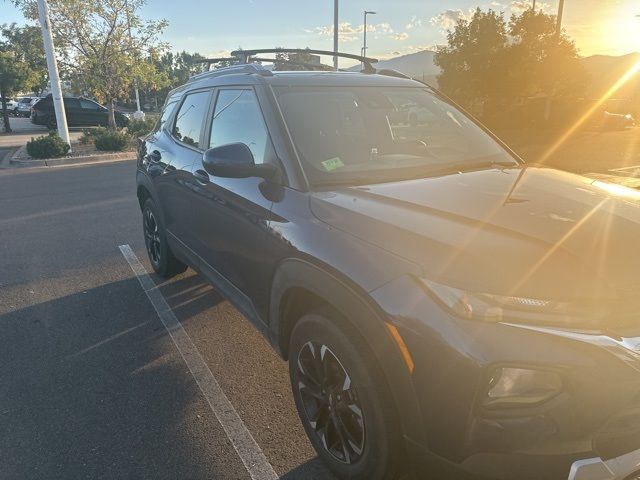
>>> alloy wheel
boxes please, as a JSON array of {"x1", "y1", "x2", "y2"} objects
[
  {"x1": 296, "y1": 341, "x2": 366, "y2": 465},
  {"x1": 143, "y1": 209, "x2": 161, "y2": 265}
]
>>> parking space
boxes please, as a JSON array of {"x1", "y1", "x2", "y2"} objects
[{"x1": 0, "y1": 161, "x2": 335, "y2": 480}]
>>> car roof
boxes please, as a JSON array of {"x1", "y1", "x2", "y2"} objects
[{"x1": 179, "y1": 68, "x2": 426, "y2": 93}]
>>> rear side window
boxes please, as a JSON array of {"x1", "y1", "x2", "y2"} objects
[
  {"x1": 158, "y1": 100, "x2": 178, "y2": 131},
  {"x1": 172, "y1": 91, "x2": 211, "y2": 149}
]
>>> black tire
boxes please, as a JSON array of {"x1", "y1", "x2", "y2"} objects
[
  {"x1": 142, "y1": 198, "x2": 187, "y2": 278},
  {"x1": 289, "y1": 308, "x2": 405, "y2": 480}
]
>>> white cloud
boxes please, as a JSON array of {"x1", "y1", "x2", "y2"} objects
[
  {"x1": 510, "y1": 0, "x2": 531, "y2": 13},
  {"x1": 310, "y1": 22, "x2": 397, "y2": 43},
  {"x1": 430, "y1": 9, "x2": 470, "y2": 32},
  {"x1": 405, "y1": 15, "x2": 423, "y2": 30},
  {"x1": 393, "y1": 32, "x2": 410, "y2": 41},
  {"x1": 510, "y1": 1, "x2": 551, "y2": 14}
]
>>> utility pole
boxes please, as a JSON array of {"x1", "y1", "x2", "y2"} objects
[
  {"x1": 532, "y1": 0, "x2": 536, "y2": 11},
  {"x1": 333, "y1": 0, "x2": 339, "y2": 70},
  {"x1": 36, "y1": 0, "x2": 70, "y2": 147},
  {"x1": 556, "y1": 0, "x2": 565, "y2": 35},
  {"x1": 125, "y1": 0, "x2": 144, "y2": 119},
  {"x1": 363, "y1": 11, "x2": 376, "y2": 58}
]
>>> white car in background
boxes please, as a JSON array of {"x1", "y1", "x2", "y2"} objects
[
  {"x1": 16, "y1": 97, "x2": 41, "y2": 117},
  {"x1": 1, "y1": 98, "x2": 18, "y2": 114}
]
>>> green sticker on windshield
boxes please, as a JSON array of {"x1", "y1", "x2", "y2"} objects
[{"x1": 321, "y1": 157, "x2": 345, "y2": 172}]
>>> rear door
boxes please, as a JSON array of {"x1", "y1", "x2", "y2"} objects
[
  {"x1": 153, "y1": 89, "x2": 213, "y2": 249},
  {"x1": 62, "y1": 98, "x2": 82, "y2": 127},
  {"x1": 184, "y1": 87, "x2": 277, "y2": 322}
]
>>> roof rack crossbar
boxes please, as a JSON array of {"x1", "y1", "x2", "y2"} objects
[
  {"x1": 231, "y1": 48, "x2": 378, "y2": 73},
  {"x1": 201, "y1": 57, "x2": 237, "y2": 66},
  {"x1": 246, "y1": 57, "x2": 334, "y2": 72},
  {"x1": 187, "y1": 63, "x2": 272, "y2": 83}
]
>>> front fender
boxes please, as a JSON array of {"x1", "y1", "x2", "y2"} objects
[{"x1": 269, "y1": 257, "x2": 427, "y2": 448}]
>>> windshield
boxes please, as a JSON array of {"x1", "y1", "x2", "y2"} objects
[{"x1": 274, "y1": 86, "x2": 518, "y2": 186}]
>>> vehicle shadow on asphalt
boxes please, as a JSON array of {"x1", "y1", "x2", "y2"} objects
[
  {"x1": 279, "y1": 458, "x2": 338, "y2": 479},
  {"x1": 0, "y1": 277, "x2": 248, "y2": 480},
  {"x1": 151, "y1": 270, "x2": 339, "y2": 480}
]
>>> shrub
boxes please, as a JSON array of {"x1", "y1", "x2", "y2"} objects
[
  {"x1": 78, "y1": 128, "x2": 97, "y2": 145},
  {"x1": 26, "y1": 132, "x2": 70, "y2": 159},
  {"x1": 94, "y1": 129, "x2": 132, "y2": 151},
  {"x1": 127, "y1": 117, "x2": 156, "y2": 138}
]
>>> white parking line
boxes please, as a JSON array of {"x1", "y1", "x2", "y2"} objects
[{"x1": 118, "y1": 244, "x2": 279, "y2": 480}]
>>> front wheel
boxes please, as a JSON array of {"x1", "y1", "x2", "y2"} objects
[
  {"x1": 289, "y1": 309, "x2": 405, "y2": 480},
  {"x1": 142, "y1": 198, "x2": 187, "y2": 278}
]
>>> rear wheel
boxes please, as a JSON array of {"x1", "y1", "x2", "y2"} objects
[
  {"x1": 142, "y1": 198, "x2": 187, "y2": 278},
  {"x1": 289, "y1": 309, "x2": 405, "y2": 480}
]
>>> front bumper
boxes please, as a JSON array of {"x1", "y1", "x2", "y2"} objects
[
  {"x1": 569, "y1": 448, "x2": 640, "y2": 480},
  {"x1": 371, "y1": 276, "x2": 640, "y2": 480}
]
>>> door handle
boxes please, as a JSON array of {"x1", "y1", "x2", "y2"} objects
[{"x1": 193, "y1": 169, "x2": 210, "y2": 184}]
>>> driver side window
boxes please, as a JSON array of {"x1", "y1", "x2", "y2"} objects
[{"x1": 209, "y1": 89, "x2": 271, "y2": 165}]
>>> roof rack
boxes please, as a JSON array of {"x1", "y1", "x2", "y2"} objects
[
  {"x1": 191, "y1": 49, "x2": 425, "y2": 83},
  {"x1": 231, "y1": 48, "x2": 379, "y2": 73},
  {"x1": 186, "y1": 63, "x2": 273, "y2": 84}
]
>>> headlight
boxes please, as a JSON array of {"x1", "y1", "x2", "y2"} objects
[
  {"x1": 484, "y1": 367, "x2": 563, "y2": 409},
  {"x1": 420, "y1": 278, "x2": 594, "y2": 326}
]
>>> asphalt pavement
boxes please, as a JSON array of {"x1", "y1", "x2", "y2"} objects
[{"x1": 0, "y1": 161, "x2": 335, "y2": 480}]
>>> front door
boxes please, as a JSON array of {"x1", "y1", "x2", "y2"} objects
[{"x1": 186, "y1": 87, "x2": 276, "y2": 322}]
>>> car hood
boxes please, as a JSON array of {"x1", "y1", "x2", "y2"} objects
[{"x1": 310, "y1": 166, "x2": 640, "y2": 304}]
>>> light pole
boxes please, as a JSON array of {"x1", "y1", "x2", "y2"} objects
[
  {"x1": 556, "y1": 0, "x2": 565, "y2": 35},
  {"x1": 333, "y1": 0, "x2": 339, "y2": 70},
  {"x1": 363, "y1": 10, "x2": 377, "y2": 59},
  {"x1": 532, "y1": 0, "x2": 536, "y2": 11},
  {"x1": 124, "y1": 0, "x2": 144, "y2": 119},
  {"x1": 36, "y1": 0, "x2": 70, "y2": 147}
]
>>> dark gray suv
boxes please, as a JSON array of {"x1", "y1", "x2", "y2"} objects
[{"x1": 136, "y1": 49, "x2": 640, "y2": 480}]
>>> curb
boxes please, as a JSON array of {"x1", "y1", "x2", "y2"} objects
[{"x1": 10, "y1": 148, "x2": 135, "y2": 167}]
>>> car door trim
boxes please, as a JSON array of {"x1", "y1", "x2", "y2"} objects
[{"x1": 165, "y1": 230, "x2": 269, "y2": 338}]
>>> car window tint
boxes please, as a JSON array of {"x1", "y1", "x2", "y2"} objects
[
  {"x1": 173, "y1": 91, "x2": 210, "y2": 149},
  {"x1": 159, "y1": 100, "x2": 178, "y2": 130},
  {"x1": 64, "y1": 98, "x2": 81, "y2": 109},
  {"x1": 209, "y1": 89, "x2": 269, "y2": 164},
  {"x1": 80, "y1": 99, "x2": 101, "y2": 110}
]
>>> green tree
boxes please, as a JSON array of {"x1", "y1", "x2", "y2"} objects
[
  {"x1": 0, "y1": 23, "x2": 47, "y2": 94},
  {"x1": 153, "y1": 50, "x2": 208, "y2": 105},
  {"x1": 0, "y1": 52, "x2": 31, "y2": 132},
  {"x1": 435, "y1": 8, "x2": 585, "y2": 117},
  {"x1": 14, "y1": 0, "x2": 169, "y2": 128},
  {"x1": 434, "y1": 9, "x2": 509, "y2": 108},
  {"x1": 507, "y1": 9, "x2": 585, "y2": 100}
]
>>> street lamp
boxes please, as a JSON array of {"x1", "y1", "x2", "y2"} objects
[
  {"x1": 363, "y1": 10, "x2": 377, "y2": 59},
  {"x1": 124, "y1": 0, "x2": 144, "y2": 119},
  {"x1": 556, "y1": 0, "x2": 565, "y2": 35},
  {"x1": 333, "y1": 0, "x2": 339, "y2": 70}
]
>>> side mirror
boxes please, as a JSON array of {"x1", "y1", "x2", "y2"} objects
[{"x1": 202, "y1": 143, "x2": 281, "y2": 182}]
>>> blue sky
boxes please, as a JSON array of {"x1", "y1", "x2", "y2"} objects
[{"x1": 3, "y1": 0, "x2": 638, "y2": 64}]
